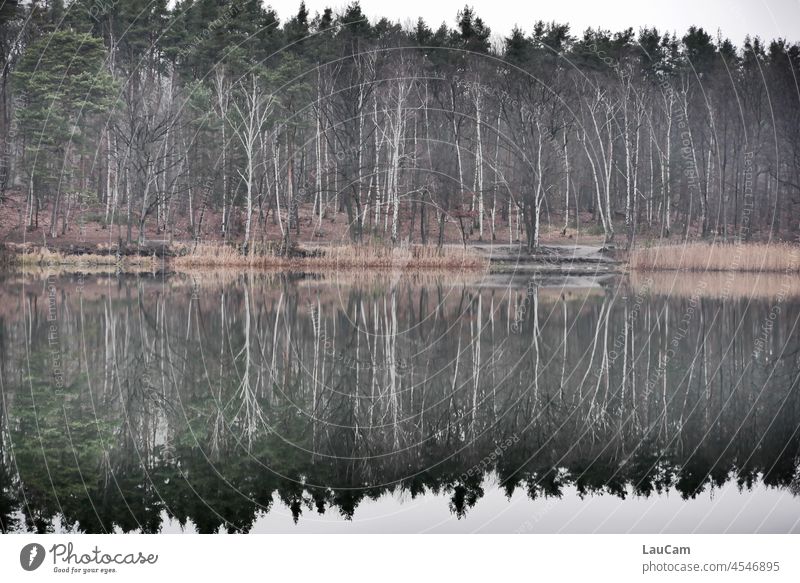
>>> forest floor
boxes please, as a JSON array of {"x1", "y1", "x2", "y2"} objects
[
  {"x1": 0, "y1": 189, "x2": 606, "y2": 249},
  {"x1": 0, "y1": 191, "x2": 619, "y2": 272},
  {"x1": 2, "y1": 191, "x2": 796, "y2": 274}
]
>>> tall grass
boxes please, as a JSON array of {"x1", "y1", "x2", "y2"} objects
[
  {"x1": 629, "y1": 242, "x2": 800, "y2": 272},
  {"x1": 173, "y1": 243, "x2": 488, "y2": 270},
  {"x1": 13, "y1": 247, "x2": 157, "y2": 268}
]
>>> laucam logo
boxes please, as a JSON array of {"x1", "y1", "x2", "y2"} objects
[{"x1": 20, "y1": 543, "x2": 46, "y2": 571}]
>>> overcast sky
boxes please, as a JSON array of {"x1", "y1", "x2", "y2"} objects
[{"x1": 265, "y1": 0, "x2": 800, "y2": 45}]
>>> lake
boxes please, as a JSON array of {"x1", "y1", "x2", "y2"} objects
[{"x1": 1, "y1": 269, "x2": 799, "y2": 533}]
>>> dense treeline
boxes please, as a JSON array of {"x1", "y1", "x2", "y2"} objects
[{"x1": 1, "y1": 0, "x2": 799, "y2": 251}]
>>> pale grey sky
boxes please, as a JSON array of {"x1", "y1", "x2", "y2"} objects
[{"x1": 265, "y1": 0, "x2": 800, "y2": 44}]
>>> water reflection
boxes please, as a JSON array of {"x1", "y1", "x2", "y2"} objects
[{"x1": 1, "y1": 271, "x2": 799, "y2": 533}]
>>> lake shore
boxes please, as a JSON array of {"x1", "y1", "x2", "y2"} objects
[{"x1": 3, "y1": 240, "x2": 800, "y2": 275}]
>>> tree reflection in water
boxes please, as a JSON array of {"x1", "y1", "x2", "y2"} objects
[{"x1": 0, "y1": 272, "x2": 798, "y2": 533}]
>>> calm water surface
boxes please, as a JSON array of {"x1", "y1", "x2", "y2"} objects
[{"x1": 1, "y1": 270, "x2": 799, "y2": 533}]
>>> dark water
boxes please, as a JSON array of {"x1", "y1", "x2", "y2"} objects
[{"x1": 1, "y1": 271, "x2": 799, "y2": 533}]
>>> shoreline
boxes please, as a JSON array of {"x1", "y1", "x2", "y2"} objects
[{"x1": 3, "y1": 241, "x2": 800, "y2": 275}]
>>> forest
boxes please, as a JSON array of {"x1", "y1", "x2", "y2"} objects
[{"x1": 1, "y1": 0, "x2": 799, "y2": 254}]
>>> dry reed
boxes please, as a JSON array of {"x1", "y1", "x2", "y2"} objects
[
  {"x1": 629, "y1": 242, "x2": 800, "y2": 273},
  {"x1": 8, "y1": 242, "x2": 488, "y2": 271},
  {"x1": 172, "y1": 243, "x2": 488, "y2": 270}
]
